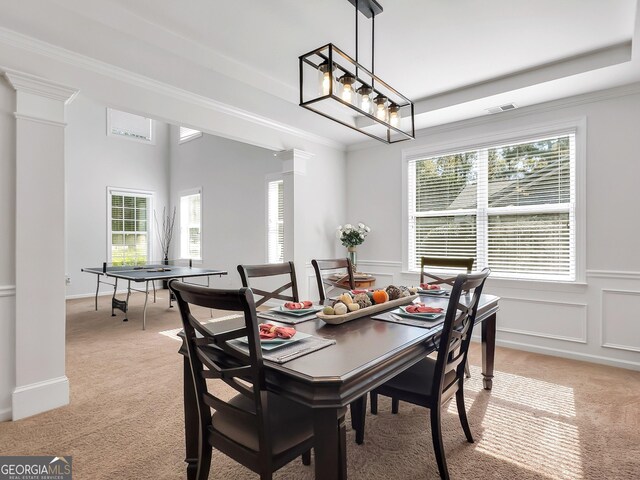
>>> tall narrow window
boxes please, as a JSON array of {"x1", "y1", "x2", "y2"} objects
[
  {"x1": 267, "y1": 179, "x2": 284, "y2": 263},
  {"x1": 108, "y1": 189, "x2": 152, "y2": 265},
  {"x1": 407, "y1": 132, "x2": 576, "y2": 281},
  {"x1": 180, "y1": 190, "x2": 202, "y2": 260}
]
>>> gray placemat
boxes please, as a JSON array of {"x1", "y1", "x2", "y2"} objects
[
  {"x1": 371, "y1": 310, "x2": 445, "y2": 329},
  {"x1": 257, "y1": 311, "x2": 318, "y2": 324},
  {"x1": 229, "y1": 336, "x2": 336, "y2": 364}
]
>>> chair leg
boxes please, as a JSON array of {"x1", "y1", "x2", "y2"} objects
[
  {"x1": 464, "y1": 359, "x2": 471, "y2": 378},
  {"x1": 302, "y1": 449, "x2": 311, "y2": 466},
  {"x1": 456, "y1": 383, "x2": 474, "y2": 443},
  {"x1": 391, "y1": 397, "x2": 399, "y2": 414},
  {"x1": 195, "y1": 446, "x2": 212, "y2": 480},
  {"x1": 430, "y1": 407, "x2": 449, "y2": 480},
  {"x1": 259, "y1": 473, "x2": 272, "y2": 480},
  {"x1": 370, "y1": 392, "x2": 378, "y2": 415}
]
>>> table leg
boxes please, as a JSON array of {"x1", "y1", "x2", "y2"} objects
[
  {"x1": 481, "y1": 312, "x2": 496, "y2": 390},
  {"x1": 142, "y1": 281, "x2": 149, "y2": 330},
  {"x1": 111, "y1": 278, "x2": 118, "y2": 317},
  {"x1": 183, "y1": 354, "x2": 199, "y2": 480},
  {"x1": 94, "y1": 274, "x2": 100, "y2": 311},
  {"x1": 313, "y1": 408, "x2": 347, "y2": 480}
]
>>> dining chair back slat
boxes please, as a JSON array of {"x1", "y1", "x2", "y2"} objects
[
  {"x1": 419, "y1": 256, "x2": 474, "y2": 287},
  {"x1": 237, "y1": 262, "x2": 300, "y2": 307},
  {"x1": 311, "y1": 258, "x2": 355, "y2": 302}
]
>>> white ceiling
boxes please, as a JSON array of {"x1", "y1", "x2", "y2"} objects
[{"x1": 1, "y1": 0, "x2": 638, "y2": 146}]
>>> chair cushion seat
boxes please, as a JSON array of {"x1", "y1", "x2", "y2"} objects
[
  {"x1": 210, "y1": 392, "x2": 314, "y2": 456},
  {"x1": 382, "y1": 357, "x2": 457, "y2": 399}
]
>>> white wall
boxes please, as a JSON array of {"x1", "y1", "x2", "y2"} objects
[
  {"x1": 65, "y1": 95, "x2": 170, "y2": 297},
  {"x1": 0, "y1": 77, "x2": 16, "y2": 420},
  {"x1": 169, "y1": 127, "x2": 283, "y2": 288},
  {"x1": 346, "y1": 84, "x2": 640, "y2": 370},
  {"x1": 168, "y1": 130, "x2": 348, "y2": 299}
]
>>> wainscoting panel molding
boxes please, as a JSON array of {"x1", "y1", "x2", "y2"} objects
[
  {"x1": 497, "y1": 296, "x2": 587, "y2": 343},
  {"x1": 601, "y1": 289, "x2": 640, "y2": 353}
]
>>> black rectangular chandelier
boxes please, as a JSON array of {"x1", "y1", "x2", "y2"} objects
[{"x1": 299, "y1": 0, "x2": 415, "y2": 144}]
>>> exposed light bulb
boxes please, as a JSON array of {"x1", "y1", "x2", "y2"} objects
[
  {"x1": 322, "y1": 71, "x2": 332, "y2": 95},
  {"x1": 357, "y1": 85, "x2": 373, "y2": 114},
  {"x1": 338, "y1": 74, "x2": 356, "y2": 105},
  {"x1": 318, "y1": 61, "x2": 334, "y2": 96},
  {"x1": 374, "y1": 95, "x2": 388, "y2": 122},
  {"x1": 389, "y1": 104, "x2": 401, "y2": 128}
]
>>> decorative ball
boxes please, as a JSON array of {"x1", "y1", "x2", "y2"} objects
[
  {"x1": 353, "y1": 293, "x2": 372, "y2": 309},
  {"x1": 385, "y1": 285, "x2": 402, "y2": 300},
  {"x1": 398, "y1": 285, "x2": 411, "y2": 297},
  {"x1": 333, "y1": 302, "x2": 348, "y2": 315}
]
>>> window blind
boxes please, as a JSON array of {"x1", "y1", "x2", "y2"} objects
[
  {"x1": 110, "y1": 192, "x2": 150, "y2": 266},
  {"x1": 180, "y1": 192, "x2": 201, "y2": 260},
  {"x1": 267, "y1": 180, "x2": 284, "y2": 263},
  {"x1": 408, "y1": 133, "x2": 575, "y2": 281}
]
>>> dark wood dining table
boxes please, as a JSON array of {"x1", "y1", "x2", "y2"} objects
[{"x1": 178, "y1": 293, "x2": 499, "y2": 480}]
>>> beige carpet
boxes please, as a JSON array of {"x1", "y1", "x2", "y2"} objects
[{"x1": 1, "y1": 293, "x2": 639, "y2": 479}]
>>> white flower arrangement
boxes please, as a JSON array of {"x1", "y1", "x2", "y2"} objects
[{"x1": 336, "y1": 222, "x2": 371, "y2": 248}]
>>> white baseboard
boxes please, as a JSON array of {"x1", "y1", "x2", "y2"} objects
[
  {"x1": 12, "y1": 376, "x2": 69, "y2": 420},
  {"x1": 0, "y1": 406, "x2": 12, "y2": 422},
  {"x1": 495, "y1": 339, "x2": 640, "y2": 371}
]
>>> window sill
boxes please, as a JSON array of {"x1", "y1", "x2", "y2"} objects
[{"x1": 400, "y1": 270, "x2": 587, "y2": 293}]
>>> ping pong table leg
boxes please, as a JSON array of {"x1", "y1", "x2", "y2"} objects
[
  {"x1": 123, "y1": 280, "x2": 131, "y2": 322},
  {"x1": 111, "y1": 278, "x2": 118, "y2": 317},
  {"x1": 95, "y1": 274, "x2": 101, "y2": 311},
  {"x1": 152, "y1": 280, "x2": 156, "y2": 303},
  {"x1": 142, "y1": 280, "x2": 149, "y2": 330}
]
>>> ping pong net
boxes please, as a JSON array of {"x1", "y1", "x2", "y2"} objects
[{"x1": 101, "y1": 259, "x2": 195, "y2": 274}]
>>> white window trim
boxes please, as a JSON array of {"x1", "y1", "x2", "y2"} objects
[
  {"x1": 106, "y1": 108, "x2": 156, "y2": 145},
  {"x1": 179, "y1": 127, "x2": 203, "y2": 144},
  {"x1": 178, "y1": 187, "x2": 203, "y2": 263},
  {"x1": 401, "y1": 117, "x2": 586, "y2": 284},
  {"x1": 106, "y1": 187, "x2": 155, "y2": 263},
  {"x1": 265, "y1": 174, "x2": 284, "y2": 263}
]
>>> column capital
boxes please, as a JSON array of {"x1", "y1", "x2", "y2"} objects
[
  {"x1": 3, "y1": 69, "x2": 78, "y2": 124},
  {"x1": 4, "y1": 69, "x2": 78, "y2": 103},
  {"x1": 277, "y1": 149, "x2": 314, "y2": 175}
]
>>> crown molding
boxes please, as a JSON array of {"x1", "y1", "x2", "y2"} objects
[{"x1": 0, "y1": 27, "x2": 344, "y2": 151}]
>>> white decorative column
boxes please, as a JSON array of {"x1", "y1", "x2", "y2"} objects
[
  {"x1": 4, "y1": 70, "x2": 78, "y2": 420},
  {"x1": 279, "y1": 149, "x2": 314, "y2": 300}
]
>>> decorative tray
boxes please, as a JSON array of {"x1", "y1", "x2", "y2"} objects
[{"x1": 317, "y1": 294, "x2": 419, "y2": 325}]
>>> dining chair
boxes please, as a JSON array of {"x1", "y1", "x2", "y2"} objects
[
  {"x1": 419, "y1": 256, "x2": 475, "y2": 287},
  {"x1": 421, "y1": 256, "x2": 475, "y2": 379},
  {"x1": 169, "y1": 280, "x2": 314, "y2": 480},
  {"x1": 237, "y1": 262, "x2": 300, "y2": 307},
  {"x1": 363, "y1": 268, "x2": 491, "y2": 480},
  {"x1": 311, "y1": 258, "x2": 355, "y2": 302}
]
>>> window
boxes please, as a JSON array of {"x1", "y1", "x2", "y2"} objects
[
  {"x1": 407, "y1": 132, "x2": 576, "y2": 281},
  {"x1": 108, "y1": 189, "x2": 152, "y2": 266},
  {"x1": 107, "y1": 108, "x2": 154, "y2": 143},
  {"x1": 179, "y1": 126, "x2": 202, "y2": 143},
  {"x1": 180, "y1": 190, "x2": 202, "y2": 260},
  {"x1": 267, "y1": 179, "x2": 284, "y2": 263}
]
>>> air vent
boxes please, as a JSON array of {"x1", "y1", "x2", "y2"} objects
[{"x1": 486, "y1": 103, "x2": 518, "y2": 114}]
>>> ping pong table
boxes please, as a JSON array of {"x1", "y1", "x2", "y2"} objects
[{"x1": 82, "y1": 262, "x2": 227, "y2": 330}]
